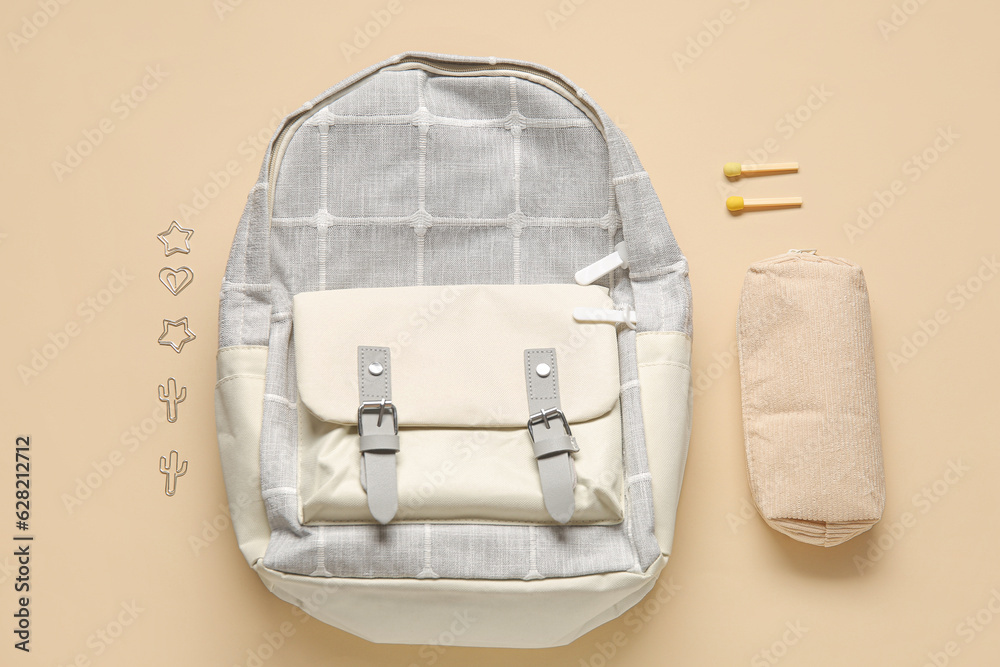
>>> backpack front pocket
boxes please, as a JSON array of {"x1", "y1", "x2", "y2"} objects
[{"x1": 293, "y1": 283, "x2": 624, "y2": 525}]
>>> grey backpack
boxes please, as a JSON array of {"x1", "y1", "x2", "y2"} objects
[{"x1": 215, "y1": 52, "x2": 693, "y2": 648}]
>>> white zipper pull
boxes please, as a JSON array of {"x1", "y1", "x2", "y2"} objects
[
  {"x1": 575, "y1": 242, "x2": 629, "y2": 286},
  {"x1": 573, "y1": 306, "x2": 637, "y2": 328}
]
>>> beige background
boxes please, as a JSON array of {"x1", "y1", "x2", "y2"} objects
[{"x1": 2, "y1": 1, "x2": 998, "y2": 665}]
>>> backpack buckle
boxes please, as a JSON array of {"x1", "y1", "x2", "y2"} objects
[
  {"x1": 526, "y1": 407, "x2": 571, "y2": 441},
  {"x1": 357, "y1": 399, "x2": 398, "y2": 435},
  {"x1": 527, "y1": 407, "x2": 579, "y2": 460}
]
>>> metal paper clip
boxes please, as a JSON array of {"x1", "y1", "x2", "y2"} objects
[
  {"x1": 158, "y1": 378, "x2": 186, "y2": 423},
  {"x1": 158, "y1": 317, "x2": 197, "y2": 353},
  {"x1": 157, "y1": 221, "x2": 194, "y2": 256},
  {"x1": 158, "y1": 266, "x2": 194, "y2": 295},
  {"x1": 159, "y1": 450, "x2": 188, "y2": 497}
]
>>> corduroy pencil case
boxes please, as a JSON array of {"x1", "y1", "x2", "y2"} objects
[{"x1": 737, "y1": 250, "x2": 885, "y2": 547}]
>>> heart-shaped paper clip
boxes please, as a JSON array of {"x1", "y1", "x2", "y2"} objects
[{"x1": 159, "y1": 266, "x2": 194, "y2": 296}]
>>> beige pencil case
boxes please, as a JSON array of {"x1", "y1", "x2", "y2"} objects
[{"x1": 737, "y1": 250, "x2": 885, "y2": 547}]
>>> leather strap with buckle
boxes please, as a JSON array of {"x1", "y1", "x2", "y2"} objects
[
  {"x1": 357, "y1": 347, "x2": 399, "y2": 524},
  {"x1": 524, "y1": 349, "x2": 578, "y2": 524}
]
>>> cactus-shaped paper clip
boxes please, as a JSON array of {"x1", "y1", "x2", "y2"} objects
[
  {"x1": 158, "y1": 377, "x2": 186, "y2": 423},
  {"x1": 159, "y1": 450, "x2": 188, "y2": 497}
]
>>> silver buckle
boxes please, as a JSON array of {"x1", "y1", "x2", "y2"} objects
[
  {"x1": 357, "y1": 399, "x2": 398, "y2": 435},
  {"x1": 527, "y1": 407, "x2": 572, "y2": 441}
]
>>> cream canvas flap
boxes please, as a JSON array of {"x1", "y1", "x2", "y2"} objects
[
  {"x1": 293, "y1": 284, "x2": 620, "y2": 428},
  {"x1": 292, "y1": 283, "x2": 625, "y2": 525}
]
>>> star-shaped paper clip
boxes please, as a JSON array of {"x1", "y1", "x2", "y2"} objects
[
  {"x1": 158, "y1": 317, "x2": 197, "y2": 353},
  {"x1": 157, "y1": 221, "x2": 194, "y2": 256}
]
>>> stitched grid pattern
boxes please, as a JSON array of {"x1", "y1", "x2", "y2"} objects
[{"x1": 219, "y1": 52, "x2": 691, "y2": 581}]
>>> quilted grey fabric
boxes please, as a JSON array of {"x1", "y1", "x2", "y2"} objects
[{"x1": 219, "y1": 52, "x2": 691, "y2": 580}]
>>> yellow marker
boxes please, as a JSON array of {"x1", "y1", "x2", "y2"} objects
[
  {"x1": 726, "y1": 196, "x2": 802, "y2": 212},
  {"x1": 723, "y1": 161, "x2": 799, "y2": 178}
]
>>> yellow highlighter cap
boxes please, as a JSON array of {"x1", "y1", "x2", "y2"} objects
[
  {"x1": 723, "y1": 162, "x2": 742, "y2": 178},
  {"x1": 726, "y1": 196, "x2": 744, "y2": 212}
]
